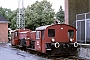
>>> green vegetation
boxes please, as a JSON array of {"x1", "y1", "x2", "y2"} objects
[
  {"x1": 56, "y1": 5, "x2": 64, "y2": 23},
  {"x1": 0, "y1": 0, "x2": 64, "y2": 30}
]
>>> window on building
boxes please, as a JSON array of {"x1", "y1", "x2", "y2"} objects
[
  {"x1": 68, "y1": 30, "x2": 74, "y2": 38},
  {"x1": 48, "y1": 29, "x2": 55, "y2": 37}
]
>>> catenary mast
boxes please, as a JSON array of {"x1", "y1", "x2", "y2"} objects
[{"x1": 17, "y1": 0, "x2": 25, "y2": 29}]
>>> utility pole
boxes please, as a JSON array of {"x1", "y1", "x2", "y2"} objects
[{"x1": 17, "y1": 0, "x2": 25, "y2": 29}]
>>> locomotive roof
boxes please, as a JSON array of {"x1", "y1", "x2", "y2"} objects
[
  {"x1": 30, "y1": 31, "x2": 36, "y2": 33},
  {"x1": 19, "y1": 31, "x2": 30, "y2": 33},
  {"x1": 36, "y1": 25, "x2": 51, "y2": 30},
  {"x1": 36, "y1": 24, "x2": 76, "y2": 31}
]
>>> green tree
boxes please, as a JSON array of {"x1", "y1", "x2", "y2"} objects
[
  {"x1": 0, "y1": 0, "x2": 55, "y2": 30},
  {"x1": 9, "y1": 10, "x2": 17, "y2": 30},
  {"x1": 25, "y1": 0, "x2": 55, "y2": 30},
  {"x1": 0, "y1": 7, "x2": 12, "y2": 20},
  {"x1": 56, "y1": 5, "x2": 64, "y2": 23},
  {"x1": 0, "y1": 7, "x2": 14, "y2": 28}
]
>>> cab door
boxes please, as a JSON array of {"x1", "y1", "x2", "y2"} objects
[
  {"x1": 35, "y1": 31, "x2": 42, "y2": 52},
  {"x1": 11, "y1": 31, "x2": 19, "y2": 45}
]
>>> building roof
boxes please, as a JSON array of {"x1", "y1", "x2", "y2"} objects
[
  {"x1": 36, "y1": 25, "x2": 51, "y2": 30},
  {"x1": 0, "y1": 15, "x2": 9, "y2": 23}
]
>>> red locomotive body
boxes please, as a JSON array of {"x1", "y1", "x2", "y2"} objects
[
  {"x1": 11, "y1": 28, "x2": 31, "y2": 47},
  {"x1": 30, "y1": 31, "x2": 36, "y2": 40},
  {"x1": 35, "y1": 24, "x2": 77, "y2": 56},
  {"x1": 27, "y1": 31, "x2": 36, "y2": 49},
  {"x1": 11, "y1": 24, "x2": 78, "y2": 56}
]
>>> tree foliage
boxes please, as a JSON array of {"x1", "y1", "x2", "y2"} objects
[
  {"x1": 0, "y1": 7, "x2": 14, "y2": 29},
  {"x1": 0, "y1": 7, "x2": 22, "y2": 30},
  {"x1": 25, "y1": 0, "x2": 55, "y2": 30},
  {"x1": 9, "y1": 10, "x2": 17, "y2": 30},
  {"x1": 0, "y1": 0, "x2": 56, "y2": 30},
  {"x1": 56, "y1": 5, "x2": 64, "y2": 23},
  {"x1": 0, "y1": 7, "x2": 13, "y2": 21}
]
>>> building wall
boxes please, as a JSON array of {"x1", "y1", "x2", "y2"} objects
[
  {"x1": 65, "y1": 0, "x2": 89, "y2": 25},
  {"x1": 65, "y1": 0, "x2": 69, "y2": 24},
  {"x1": 0, "y1": 23, "x2": 8, "y2": 43}
]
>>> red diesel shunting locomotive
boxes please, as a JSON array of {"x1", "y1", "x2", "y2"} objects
[
  {"x1": 35, "y1": 24, "x2": 78, "y2": 56},
  {"x1": 11, "y1": 28, "x2": 32, "y2": 47},
  {"x1": 11, "y1": 24, "x2": 78, "y2": 56}
]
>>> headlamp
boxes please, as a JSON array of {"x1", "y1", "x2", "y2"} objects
[
  {"x1": 70, "y1": 38, "x2": 73, "y2": 42},
  {"x1": 52, "y1": 38, "x2": 55, "y2": 42}
]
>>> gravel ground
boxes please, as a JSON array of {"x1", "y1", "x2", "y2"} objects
[{"x1": 0, "y1": 43, "x2": 50, "y2": 60}]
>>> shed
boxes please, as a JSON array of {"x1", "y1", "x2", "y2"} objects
[{"x1": 0, "y1": 15, "x2": 9, "y2": 43}]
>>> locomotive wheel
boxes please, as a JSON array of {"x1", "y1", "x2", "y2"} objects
[
  {"x1": 11, "y1": 41, "x2": 15, "y2": 46},
  {"x1": 11, "y1": 43, "x2": 14, "y2": 46},
  {"x1": 70, "y1": 48, "x2": 77, "y2": 55}
]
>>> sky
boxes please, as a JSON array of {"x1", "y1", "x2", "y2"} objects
[{"x1": 0, "y1": 0, "x2": 65, "y2": 12}]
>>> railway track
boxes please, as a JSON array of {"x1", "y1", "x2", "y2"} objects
[
  {"x1": 48, "y1": 56, "x2": 86, "y2": 60},
  {"x1": 12, "y1": 46, "x2": 86, "y2": 60}
]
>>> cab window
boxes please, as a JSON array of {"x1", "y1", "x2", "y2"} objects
[
  {"x1": 48, "y1": 29, "x2": 55, "y2": 37},
  {"x1": 42, "y1": 30, "x2": 44, "y2": 39},
  {"x1": 36, "y1": 31, "x2": 40, "y2": 39},
  {"x1": 68, "y1": 30, "x2": 74, "y2": 38},
  {"x1": 14, "y1": 32, "x2": 18, "y2": 36}
]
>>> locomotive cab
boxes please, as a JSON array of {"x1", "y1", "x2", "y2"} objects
[
  {"x1": 11, "y1": 30, "x2": 19, "y2": 46},
  {"x1": 35, "y1": 24, "x2": 78, "y2": 56}
]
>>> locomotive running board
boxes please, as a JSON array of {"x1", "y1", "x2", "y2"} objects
[
  {"x1": 26, "y1": 48, "x2": 35, "y2": 51},
  {"x1": 46, "y1": 49, "x2": 51, "y2": 50},
  {"x1": 18, "y1": 45, "x2": 23, "y2": 47}
]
